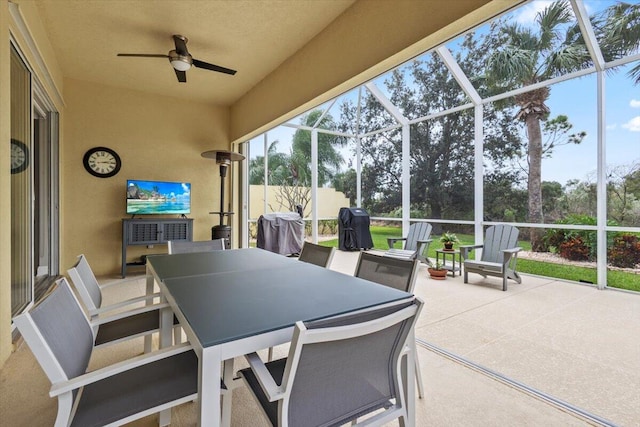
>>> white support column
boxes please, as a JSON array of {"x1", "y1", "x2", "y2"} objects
[
  {"x1": 402, "y1": 124, "x2": 410, "y2": 232},
  {"x1": 474, "y1": 105, "x2": 484, "y2": 251},
  {"x1": 596, "y1": 71, "x2": 607, "y2": 289},
  {"x1": 356, "y1": 136, "x2": 362, "y2": 207},
  {"x1": 239, "y1": 142, "x2": 249, "y2": 248},
  {"x1": 263, "y1": 133, "x2": 268, "y2": 214},
  {"x1": 311, "y1": 129, "x2": 319, "y2": 242},
  {"x1": 356, "y1": 87, "x2": 363, "y2": 208}
]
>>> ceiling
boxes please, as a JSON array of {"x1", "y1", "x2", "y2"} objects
[{"x1": 34, "y1": 0, "x2": 355, "y2": 107}]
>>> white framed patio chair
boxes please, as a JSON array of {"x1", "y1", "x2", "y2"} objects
[
  {"x1": 68, "y1": 254, "x2": 178, "y2": 348},
  {"x1": 354, "y1": 251, "x2": 424, "y2": 398},
  {"x1": 460, "y1": 224, "x2": 522, "y2": 291},
  {"x1": 385, "y1": 222, "x2": 433, "y2": 265},
  {"x1": 239, "y1": 298, "x2": 423, "y2": 427},
  {"x1": 12, "y1": 277, "x2": 218, "y2": 427},
  {"x1": 297, "y1": 241, "x2": 335, "y2": 267},
  {"x1": 168, "y1": 238, "x2": 225, "y2": 254}
]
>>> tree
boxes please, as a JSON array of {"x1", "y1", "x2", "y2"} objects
[
  {"x1": 249, "y1": 140, "x2": 289, "y2": 185},
  {"x1": 486, "y1": 0, "x2": 640, "y2": 250},
  {"x1": 290, "y1": 110, "x2": 346, "y2": 187},
  {"x1": 249, "y1": 111, "x2": 347, "y2": 214},
  {"x1": 485, "y1": 1, "x2": 591, "y2": 250},
  {"x1": 607, "y1": 162, "x2": 640, "y2": 226}
]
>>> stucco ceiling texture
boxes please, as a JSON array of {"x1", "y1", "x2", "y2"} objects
[{"x1": 35, "y1": 0, "x2": 355, "y2": 106}]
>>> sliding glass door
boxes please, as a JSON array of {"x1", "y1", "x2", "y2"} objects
[
  {"x1": 10, "y1": 45, "x2": 32, "y2": 316},
  {"x1": 10, "y1": 44, "x2": 59, "y2": 317}
]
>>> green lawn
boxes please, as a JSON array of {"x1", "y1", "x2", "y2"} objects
[{"x1": 319, "y1": 225, "x2": 640, "y2": 292}]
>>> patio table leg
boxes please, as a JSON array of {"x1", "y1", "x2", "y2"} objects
[{"x1": 200, "y1": 346, "x2": 222, "y2": 427}]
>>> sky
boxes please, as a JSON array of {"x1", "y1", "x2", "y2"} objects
[{"x1": 249, "y1": 0, "x2": 640, "y2": 187}]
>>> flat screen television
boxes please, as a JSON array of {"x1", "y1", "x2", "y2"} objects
[{"x1": 126, "y1": 180, "x2": 191, "y2": 215}]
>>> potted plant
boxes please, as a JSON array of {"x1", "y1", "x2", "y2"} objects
[
  {"x1": 440, "y1": 232, "x2": 459, "y2": 251},
  {"x1": 428, "y1": 262, "x2": 448, "y2": 280}
]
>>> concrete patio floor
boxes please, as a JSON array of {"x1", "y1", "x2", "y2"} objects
[{"x1": 1, "y1": 248, "x2": 638, "y2": 426}]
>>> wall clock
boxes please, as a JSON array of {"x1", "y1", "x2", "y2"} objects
[
  {"x1": 11, "y1": 139, "x2": 29, "y2": 174},
  {"x1": 83, "y1": 146, "x2": 122, "y2": 178}
]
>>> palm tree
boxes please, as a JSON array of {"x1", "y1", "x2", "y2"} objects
[
  {"x1": 248, "y1": 141, "x2": 290, "y2": 185},
  {"x1": 290, "y1": 110, "x2": 346, "y2": 186},
  {"x1": 486, "y1": 0, "x2": 639, "y2": 251}
]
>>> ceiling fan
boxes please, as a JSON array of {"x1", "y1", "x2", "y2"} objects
[{"x1": 117, "y1": 34, "x2": 237, "y2": 83}]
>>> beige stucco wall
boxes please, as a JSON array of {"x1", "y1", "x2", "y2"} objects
[
  {"x1": 249, "y1": 185, "x2": 350, "y2": 219},
  {"x1": 61, "y1": 78, "x2": 230, "y2": 276}
]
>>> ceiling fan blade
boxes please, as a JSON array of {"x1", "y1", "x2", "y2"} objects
[
  {"x1": 193, "y1": 59, "x2": 237, "y2": 75},
  {"x1": 117, "y1": 53, "x2": 168, "y2": 58},
  {"x1": 173, "y1": 35, "x2": 189, "y2": 55},
  {"x1": 174, "y1": 69, "x2": 187, "y2": 83}
]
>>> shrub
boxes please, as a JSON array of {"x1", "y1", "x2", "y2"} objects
[
  {"x1": 608, "y1": 234, "x2": 640, "y2": 268},
  {"x1": 558, "y1": 236, "x2": 590, "y2": 261},
  {"x1": 544, "y1": 215, "x2": 619, "y2": 261}
]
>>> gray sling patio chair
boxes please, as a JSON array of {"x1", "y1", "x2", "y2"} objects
[
  {"x1": 297, "y1": 241, "x2": 336, "y2": 267},
  {"x1": 267, "y1": 241, "x2": 336, "y2": 361},
  {"x1": 354, "y1": 251, "x2": 424, "y2": 398},
  {"x1": 167, "y1": 238, "x2": 225, "y2": 254},
  {"x1": 239, "y1": 298, "x2": 423, "y2": 427},
  {"x1": 460, "y1": 224, "x2": 522, "y2": 291},
  {"x1": 68, "y1": 254, "x2": 178, "y2": 348},
  {"x1": 12, "y1": 277, "x2": 219, "y2": 427},
  {"x1": 385, "y1": 222, "x2": 433, "y2": 265}
]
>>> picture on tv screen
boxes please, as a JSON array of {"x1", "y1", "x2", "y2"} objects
[{"x1": 126, "y1": 180, "x2": 191, "y2": 215}]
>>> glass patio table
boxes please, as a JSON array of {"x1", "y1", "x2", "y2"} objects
[{"x1": 146, "y1": 248, "x2": 417, "y2": 427}]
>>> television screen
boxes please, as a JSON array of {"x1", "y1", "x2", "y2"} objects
[{"x1": 126, "y1": 180, "x2": 191, "y2": 215}]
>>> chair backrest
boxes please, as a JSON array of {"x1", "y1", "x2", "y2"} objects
[
  {"x1": 355, "y1": 252, "x2": 420, "y2": 293},
  {"x1": 168, "y1": 239, "x2": 225, "y2": 254},
  {"x1": 281, "y1": 298, "x2": 423, "y2": 427},
  {"x1": 297, "y1": 242, "x2": 335, "y2": 268},
  {"x1": 404, "y1": 222, "x2": 432, "y2": 251},
  {"x1": 67, "y1": 254, "x2": 102, "y2": 311},
  {"x1": 481, "y1": 224, "x2": 520, "y2": 263},
  {"x1": 13, "y1": 277, "x2": 94, "y2": 387}
]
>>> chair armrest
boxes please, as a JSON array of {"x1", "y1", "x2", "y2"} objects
[
  {"x1": 387, "y1": 237, "x2": 407, "y2": 249},
  {"x1": 501, "y1": 247, "x2": 522, "y2": 264},
  {"x1": 90, "y1": 301, "x2": 170, "y2": 326},
  {"x1": 460, "y1": 244, "x2": 483, "y2": 260},
  {"x1": 49, "y1": 343, "x2": 193, "y2": 397},
  {"x1": 89, "y1": 292, "x2": 162, "y2": 317},
  {"x1": 98, "y1": 276, "x2": 148, "y2": 290},
  {"x1": 245, "y1": 352, "x2": 285, "y2": 402},
  {"x1": 416, "y1": 238, "x2": 433, "y2": 246}
]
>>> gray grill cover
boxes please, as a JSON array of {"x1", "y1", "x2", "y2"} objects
[{"x1": 257, "y1": 212, "x2": 304, "y2": 255}]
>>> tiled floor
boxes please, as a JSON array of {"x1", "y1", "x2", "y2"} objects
[{"x1": 1, "y1": 249, "x2": 638, "y2": 426}]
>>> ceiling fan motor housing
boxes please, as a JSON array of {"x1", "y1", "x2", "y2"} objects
[{"x1": 168, "y1": 50, "x2": 192, "y2": 71}]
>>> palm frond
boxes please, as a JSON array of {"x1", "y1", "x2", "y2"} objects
[
  {"x1": 537, "y1": 0, "x2": 573, "y2": 49},
  {"x1": 544, "y1": 44, "x2": 592, "y2": 78}
]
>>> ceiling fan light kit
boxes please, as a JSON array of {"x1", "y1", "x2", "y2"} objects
[
  {"x1": 169, "y1": 51, "x2": 192, "y2": 71},
  {"x1": 117, "y1": 34, "x2": 236, "y2": 82}
]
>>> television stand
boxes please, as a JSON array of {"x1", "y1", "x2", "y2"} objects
[{"x1": 121, "y1": 218, "x2": 193, "y2": 277}]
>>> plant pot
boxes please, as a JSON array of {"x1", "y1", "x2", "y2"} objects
[
  {"x1": 428, "y1": 268, "x2": 447, "y2": 280},
  {"x1": 443, "y1": 243, "x2": 454, "y2": 251}
]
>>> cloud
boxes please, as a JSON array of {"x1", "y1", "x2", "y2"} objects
[
  {"x1": 606, "y1": 123, "x2": 618, "y2": 130},
  {"x1": 631, "y1": 99, "x2": 640, "y2": 108},
  {"x1": 515, "y1": 1, "x2": 553, "y2": 25},
  {"x1": 622, "y1": 116, "x2": 640, "y2": 132}
]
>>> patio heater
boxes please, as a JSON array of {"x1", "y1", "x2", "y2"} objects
[{"x1": 201, "y1": 149, "x2": 245, "y2": 249}]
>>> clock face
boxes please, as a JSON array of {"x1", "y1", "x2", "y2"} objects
[
  {"x1": 83, "y1": 147, "x2": 121, "y2": 178},
  {"x1": 10, "y1": 139, "x2": 29, "y2": 174}
]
